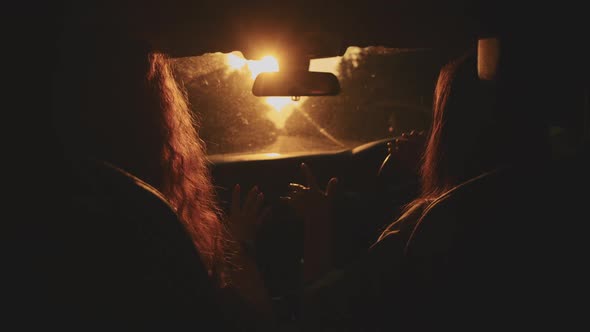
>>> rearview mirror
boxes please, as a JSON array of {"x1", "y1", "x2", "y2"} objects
[{"x1": 252, "y1": 71, "x2": 340, "y2": 97}]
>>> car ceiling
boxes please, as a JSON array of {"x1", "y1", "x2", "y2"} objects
[
  {"x1": 128, "y1": 0, "x2": 486, "y2": 58},
  {"x1": 56, "y1": 0, "x2": 587, "y2": 62},
  {"x1": 51, "y1": 1, "x2": 493, "y2": 57}
]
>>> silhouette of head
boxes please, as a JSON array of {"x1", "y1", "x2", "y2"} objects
[{"x1": 52, "y1": 28, "x2": 227, "y2": 280}]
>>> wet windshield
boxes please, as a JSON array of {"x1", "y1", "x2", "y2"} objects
[{"x1": 171, "y1": 47, "x2": 448, "y2": 158}]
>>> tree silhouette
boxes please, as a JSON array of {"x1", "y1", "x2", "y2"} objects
[
  {"x1": 172, "y1": 48, "x2": 450, "y2": 155},
  {"x1": 284, "y1": 48, "x2": 448, "y2": 144}
]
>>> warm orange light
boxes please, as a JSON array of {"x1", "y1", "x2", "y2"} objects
[
  {"x1": 225, "y1": 53, "x2": 306, "y2": 129},
  {"x1": 309, "y1": 57, "x2": 341, "y2": 75},
  {"x1": 266, "y1": 97, "x2": 293, "y2": 111},
  {"x1": 226, "y1": 53, "x2": 279, "y2": 79},
  {"x1": 227, "y1": 53, "x2": 247, "y2": 70},
  {"x1": 264, "y1": 97, "x2": 294, "y2": 129},
  {"x1": 248, "y1": 55, "x2": 279, "y2": 79}
]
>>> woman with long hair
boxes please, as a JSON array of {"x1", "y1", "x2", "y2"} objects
[
  {"x1": 378, "y1": 49, "x2": 497, "y2": 240},
  {"x1": 286, "y1": 48, "x2": 551, "y2": 331},
  {"x1": 53, "y1": 34, "x2": 227, "y2": 277},
  {"x1": 50, "y1": 28, "x2": 271, "y2": 328}
]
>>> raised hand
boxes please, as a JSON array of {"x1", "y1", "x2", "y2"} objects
[
  {"x1": 282, "y1": 162, "x2": 338, "y2": 282},
  {"x1": 284, "y1": 162, "x2": 338, "y2": 220},
  {"x1": 225, "y1": 184, "x2": 274, "y2": 320},
  {"x1": 226, "y1": 184, "x2": 270, "y2": 252}
]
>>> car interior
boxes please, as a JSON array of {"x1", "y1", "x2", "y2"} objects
[{"x1": 12, "y1": 0, "x2": 589, "y2": 329}]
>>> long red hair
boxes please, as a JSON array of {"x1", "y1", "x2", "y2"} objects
[
  {"x1": 147, "y1": 53, "x2": 228, "y2": 281},
  {"x1": 53, "y1": 34, "x2": 228, "y2": 283}
]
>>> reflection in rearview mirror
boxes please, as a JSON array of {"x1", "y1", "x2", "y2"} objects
[{"x1": 252, "y1": 71, "x2": 340, "y2": 97}]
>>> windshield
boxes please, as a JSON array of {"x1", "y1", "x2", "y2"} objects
[{"x1": 171, "y1": 47, "x2": 449, "y2": 158}]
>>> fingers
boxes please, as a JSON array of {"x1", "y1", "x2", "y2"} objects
[
  {"x1": 254, "y1": 192, "x2": 265, "y2": 216},
  {"x1": 231, "y1": 184, "x2": 240, "y2": 216},
  {"x1": 301, "y1": 162, "x2": 319, "y2": 190},
  {"x1": 399, "y1": 129, "x2": 422, "y2": 139},
  {"x1": 243, "y1": 185, "x2": 259, "y2": 215},
  {"x1": 289, "y1": 183, "x2": 309, "y2": 191},
  {"x1": 325, "y1": 177, "x2": 338, "y2": 199},
  {"x1": 280, "y1": 185, "x2": 306, "y2": 207}
]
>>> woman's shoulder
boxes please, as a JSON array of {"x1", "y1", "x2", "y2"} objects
[{"x1": 376, "y1": 199, "x2": 433, "y2": 244}]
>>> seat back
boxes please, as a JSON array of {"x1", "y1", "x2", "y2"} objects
[
  {"x1": 40, "y1": 158, "x2": 223, "y2": 325},
  {"x1": 401, "y1": 165, "x2": 585, "y2": 330}
]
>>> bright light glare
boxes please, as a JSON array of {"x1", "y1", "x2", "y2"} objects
[
  {"x1": 310, "y1": 57, "x2": 341, "y2": 75},
  {"x1": 227, "y1": 53, "x2": 247, "y2": 70},
  {"x1": 226, "y1": 53, "x2": 279, "y2": 79},
  {"x1": 265, "y1": 97, "x2": 295, "y2": 129},
  {"x1": 248, "y1": 56, "x2": 279, "y2": 79},
  {"x1": 266, "y1": 97, "x2": 293, "y2": 111},
  {"x1": 225, "y1": 53, "x2": 294, "y2": 129}
]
